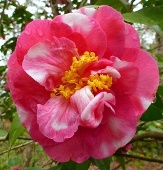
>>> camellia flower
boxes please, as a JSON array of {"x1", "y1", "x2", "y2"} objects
[{"x1": 7, "y1": 5, "x2": 159, "y2": 163}]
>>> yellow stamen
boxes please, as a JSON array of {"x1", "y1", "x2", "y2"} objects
[
  {"x1": 51, "y1": 52, "x2": 112, "y2": 99},
  {"x1": 87, "y1": 74, "x2": 112, "y2": 92}
]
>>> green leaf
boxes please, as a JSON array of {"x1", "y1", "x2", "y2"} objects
[
  {"x1": 154, "y1": 93, "x2": 163, "y2": 110},
  {"x1": 91, "y1": 157, "x2": 112, "y2": 170},
  {"x1": 115, "y1": 156, "x2": 126, "y2": 170},
  {"x1": 0, "y1": 66, "x2": 6, "y2": 74},
  {"x1": 75, "y1": 160, "x2": 91, "y2": 170},
  {"x1": 25, "y1": 167, "x2": 43, "y2": 170},
  {"x1": 8, "y1": 113, "x2": 25, "y2": 148},
  {"x1": 48, "y1": 165, "x2": 62, "y2": 170},
  {"x1": 8, "y1": 158, "x2": 20, "y2": 167},
  {"x1": 158, "y1": 85, "x2": 163, "y2": 96},
  {"x1": 123, "y1": 7, "x2": 163, "y2": 37},
  {"x1": 0, "y1": 129, "x2": 8, "y2": 137},
  {"x1": 141, "y1": 104, "x2": 163, "y2": 121},
  {"x1": 61, "y1": 161, "x2": 76, "y2": 170},
  {"x1": 1, "y1": 37, "x2": 17, "y2": 55},
  {"x1": 96, "y1": 0, "x2": 129, "y2": 12},
  {"x1": 58, "y1": 160, "x2": 91, "y2": 170}
]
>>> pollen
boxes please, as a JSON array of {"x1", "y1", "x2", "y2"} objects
[
  {"x1": 51, "y1": 51, "x2": 112, "y2": 99},
  {"x1": 87, "y1": 74, "x2": 112, "y2": 92}
]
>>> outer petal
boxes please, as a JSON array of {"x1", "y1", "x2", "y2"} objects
[
  {"x1": 91, "y1": 95, "x2": 137, "y2": 159},
  {"x1": 75, "y1": 7, "x2": 96, "y2": 17},
  {"x1": 28, "y1": 115, "x2": 55, "y2": 146},
  {"x1": 71, "y1": 86, "x2": 115, "y2": 128},
  {"x1": 43, "y1": 127, "x2": 95, "y2": 163},
  {"x1": 77, "y1": 6, "x2": 140, "y2": 56},
  {"x1": 53, "y1": 13, "x2": 107, "y2": 58},
  {"x1": 92, "y1": 5, "x2": 125, "y2": 59},
  {"x1": 122, "y1": 49, "x2": 159, "y2": 119},
  {"x1": 22, "y1": 37, "x2": 77, "y2": 90},
  {"x1": 16, "y1": 20, "x2": 76, "y2": 64},
  {"x1": 16, "y1": 20, "x2": 53, "y2": 64},
  {"x1": 37, "y1": 96, "x2": 79, "y2": 142},
  {"x1": 7, "y1": 52, "x2": 50, "y2": 129},
  {"x1": 125, "y1": 23, "x2": 140, "y2": 48}
]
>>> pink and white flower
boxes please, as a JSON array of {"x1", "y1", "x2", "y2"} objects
[{"x1": 7, "y1": 5, "x2": 159, "y2": 163}]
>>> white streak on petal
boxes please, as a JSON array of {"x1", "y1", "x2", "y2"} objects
[
  {"x1": 27, "y1": 69, "x2": 46, "y2": 83},
  {"x1": 16, "y1": 106, "x2": 27, "y2": 123},
  {"x1": 92, "y1": 66, "x2": 121, "y2": 79},
  {"x1": 108, "y1": 117, "x2": 135, "y2": 149},
  {"x1": 27, "y1": 42, "x2": 50, "y2": 58},
  {"x1": 52, "y1": 120, "x2": 68, "y2": 131},
  {"x1": 102, "y1": 93, "x2": 115, "y2": 103},
  {"x1": 100, "y1": 142, "x2": 110, "y2": 157},
  {"x1": 16, "y1": 105, "x2": 33, "y2": 131},
  {"x1": 140, "y1": 96, "x2": 151, "y2": 110},
  {"x1": 113, "y1": 126, "x2": 135, "y2": 148},
  {"x1": 62, "y1": 13, "x2": 92, "y2": 34},
  {"x1": 75, "y1": 8, "x2": 96, "y2": 17}
]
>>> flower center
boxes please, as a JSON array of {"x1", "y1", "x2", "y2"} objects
[{"x1": 51, "y1": 51, "x2": 112, "y2": 99}]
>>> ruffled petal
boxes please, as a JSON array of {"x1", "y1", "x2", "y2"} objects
[
  {"x1": 53, "y1": 13, "x2": 107, "y2": 58},
  {"x1": 91, "y1": 95, "x2": 137, "y2": 159},
  {"x1": 91, "y1": 65, "x2": 121, "y2": 80},
  {"x1": 71, "y1": 86, "x2": 115, "y2": 128},
  {"x1": 43, "y1": 95, "x2": 136, "y2": 162},
  {"x1": 37, "y1": 96, "x2": 80, "y2": 142},
  {"x1": 22, "y1": 37, "x2": 77, "y2": 90},
  {"x1": 122, "y1": 49, "x2": 159, "y2": 119}
]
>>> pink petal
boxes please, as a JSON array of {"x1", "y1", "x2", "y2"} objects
[
  {"x1": 83, "y1": 59, "x2": 113, "y2": 77},
  {"x1": 7, "y1": 53, "x2": 50, "y2": 129},
  {"x1": 53, "y1": 13, "x2": 107, "y2": 58},
  {"x1": 43, "y1": 95, "x2": 136, "y2": 162},
  {"x1": 91, "y1": 65, "x2": 121, "y2": 80},
  {"x1": 71, "y1": 86, "x2": 115, "y2": 128},
  {"x1": 111, "y1": 56, "x2": 139, "y2": 95},
  {"x1": 16, "y1": 20, "x2": 76, "y2": 65},
  {"x1": 43, "y1": 127, "x2": 94, "y2": 163},
  {"x1": 37, "y1": 96, "x2": 80, "y2": 142},
  {"x1": 28, "y1": 115, "x2": 55, "y2": 146},
  {"x1": 77, "y1": 6, "x2": 140, "y2": 57},
  {"x1": 67, "y1": 32, "x2": 88, "y2": 55},
  {"x1": 122, "y1": 49, "x2": 159, "y2": 119},
  {"x1": 75, "y1": 7, "x2": 96, "y2": 17},
  {"x1": 125, "y1": 23, "x2": 140, "y2": 48},
  {"x1": 51, "y1": 21, "x2": 72, "y2": 37},
  {"x1": 22, "y1": 37, "x2": 77, "y2": 90},
  {"x1": 8, "y1": 53, "x2": 55, "y2": 146},
  {"x1": 16, "y1": 20, "x2": 53, "y2": 64},
  {"x1": 93, "y1": 5, "x2": 125, "y2": 59},
  {"x1": 81, "y1": 92, "x2": 115, "y2": 128},
  {"x1": 91, "y1": 95, "x2": 137, "y2": 159},
  {"x1": 52, "y1": 19, "x2": 88, "y2": 55}
]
